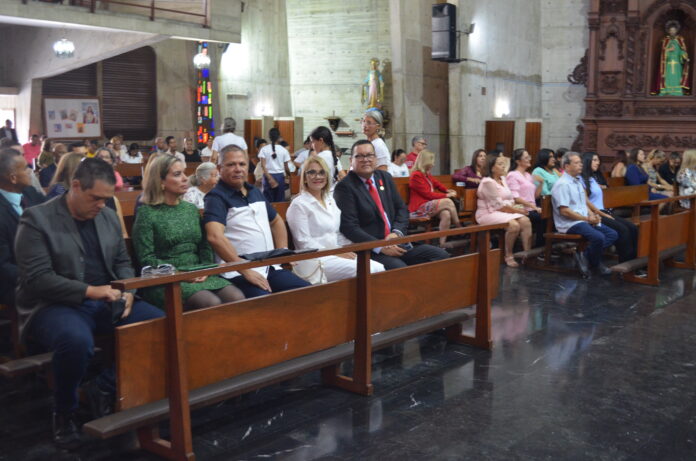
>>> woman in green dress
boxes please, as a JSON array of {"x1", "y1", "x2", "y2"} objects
[{"x1": 133, "y1": 154, "x2": 245, "y2": 310}]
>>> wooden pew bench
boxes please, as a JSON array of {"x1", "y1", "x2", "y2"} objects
[
  {"x1": 82, "y1": 224, "x2": 504, "y2": 460},
  {"x1": 610, "y1": 194, "x2": 696, "y2": 285},
  {"x1": 516, "y1": 184, "x2": 651, "y2": 272}
]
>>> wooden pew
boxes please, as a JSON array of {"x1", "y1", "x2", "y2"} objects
[
  {"x1": 115, "y1": 163, "x2": 144, "y2": 178},
  {"x1": 606, "y1": 176, "x2": 626, "y2": 187},
  {"x1": 82, "y1": 224, "x2": 504, "y2": 460},
  {"x1": 611, "y1": 194, "x2": 696, "y2": 285}
]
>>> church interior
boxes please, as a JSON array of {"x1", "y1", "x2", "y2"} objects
[{"x1": 1, "y1": 0, "x2": 696, "y2": 459}]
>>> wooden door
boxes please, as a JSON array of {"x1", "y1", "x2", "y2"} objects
[
  {"x1": 244, "y1": 119, "x2": 263, "y2": 162},
  {"x1": 485, "y1": 121, "x2": 514, "y2": 155},
  {"x1": 525, "y1": 122, "x2": 542, "y2": 165},
  {"x1": 274, "y1": 120, "x2": 295, "y2": 154}
]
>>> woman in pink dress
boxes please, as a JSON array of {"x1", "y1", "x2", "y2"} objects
[
  {"x1": 475, "y1": 154, "x2": 532, "y2": 267},
  {"x1": 506, "y1": 148, "x2": 544, "y2": 247}
]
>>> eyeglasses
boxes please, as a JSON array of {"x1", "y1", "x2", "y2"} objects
[
  {"x1": 353, "y1": 153, "x2": 376, "y2": 160},
  {"x1": 360, "y1": 119, "x2": 378, "y2": 126},
  {"x1": 306, "y1": 169, "x2": 327, "y2": 178},
  {"x1": 141, "y1": 264, "x2": 176, "y2": 277}
]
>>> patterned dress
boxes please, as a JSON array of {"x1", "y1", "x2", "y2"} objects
[{"x1": 132, "y1": 200, "x2": 230, "y2": 308}]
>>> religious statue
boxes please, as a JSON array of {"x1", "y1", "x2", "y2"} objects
[
  {"x1": 361, "y1": 58, "x2": 384, "y2": 109},
  {"x1": 657, "y1": 20, "x2": 690, "y2": 96}
]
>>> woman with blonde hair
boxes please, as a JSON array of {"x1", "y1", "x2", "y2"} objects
[
  {"x1": 408, "y1": 150, "x2": 462, "y2": 247},
  {"x1": 133, "y1": 155, "x2": 244, "y2": 310},
  {"x1": 183, "y1": 162, "x2": 219, "y2": 209},
  {"x1": 677, "y1": 149, "x2": 696, "y2": 208},
  {"x1": 46, "y1": 152, "x2": 84, "y2": 198},
  {"x1": 286, "y1": 156, "x2": 384, "y2": 283}
]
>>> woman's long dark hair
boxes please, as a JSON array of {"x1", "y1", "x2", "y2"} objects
[
  {"x1": 269, "y1": 127, "x2": 280, "y2": 156},
  {"x1": 510, "y1": 148, "x2": 527, "y2": 171},
  {"x1": 534, "y1": 148, "x2": 555, "y2": 170},
  {"x1": 470, "y1": 149, "x2": 486, "y2": 170},
  {"x1": 581, "y1": 152, "x2": 606, "y2": 194},
  {"x1": 310, "y1": 125, "x2": 340, "y2": 180}
]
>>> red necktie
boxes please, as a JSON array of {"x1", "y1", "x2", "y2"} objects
[{"x1": 366, "y1": 178, "x2": 390, "y2": 238}]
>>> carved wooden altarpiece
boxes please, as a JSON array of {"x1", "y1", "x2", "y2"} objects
[{"x1": 576, "y1": 0, "x2": 696, "y2": 156}]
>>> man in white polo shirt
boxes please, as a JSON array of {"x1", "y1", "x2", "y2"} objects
[
  {"x1": 213, "y1": 117, "x2": 248, "y2": 164},
  {"x1": 204, "y1": 144, "x2": 310, "y2": 298}
]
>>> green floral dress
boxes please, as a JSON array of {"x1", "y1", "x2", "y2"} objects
[{"x1": 132, "y1": 200, "x2": 230, "y2": 308}]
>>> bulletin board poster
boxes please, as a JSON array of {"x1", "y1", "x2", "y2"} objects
[{"x1": 44, "y1": 97, "x2": 102, "y2": 138}]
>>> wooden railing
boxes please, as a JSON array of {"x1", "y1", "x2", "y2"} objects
[{"x1": 27, "y1": 0, "x2": 210, "y2": 27}]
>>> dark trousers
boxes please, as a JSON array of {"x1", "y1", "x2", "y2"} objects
[
  {"x1": 371, "y1": 244, "x2": 449, "y2": 270},
  {"x1": 27, "y1": 299, "x2": 163, "y2": 413},
  {"x1": 527, "y1": 210, "x2": 546, "y2": 248},
  {"x1": 567, "y1": 222, "x2": 618, "y2": 268},
  {"x1": 231, "y1": 267, "x2": 310, "y2": 298},
  {"x1": 601, "y1": 212, "x2": 638, "y2": 262},
  {"x1": 263, "y1": 173, "x2": 286, "y2": 202}
]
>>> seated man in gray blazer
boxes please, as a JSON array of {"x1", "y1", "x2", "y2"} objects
[{"x1": 14, "y1": 158, "x2": 163, "y2": 450}]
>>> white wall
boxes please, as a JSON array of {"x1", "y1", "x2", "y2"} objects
[
  {"x1": 540, "y1": 0, "x2": 589, "y2": 151},
  {"x1": 285, "y1": 0, "x2": 391, "y2": 151},
  {"x1": 218, "y1": 0, "x2": 293, "y2": 142},
  {"x1": 448, "y1": 0, "x2": 543, "y2": 169}
]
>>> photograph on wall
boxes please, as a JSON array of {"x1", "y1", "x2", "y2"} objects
[{"x1": 44, "y1": 98, "x2": 101, "y2": 138}]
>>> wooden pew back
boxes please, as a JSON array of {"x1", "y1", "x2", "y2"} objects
[
  {"x1": 607, "y1": 176, "x2": 626, "y2": 187},
  {"x1": 114, "y1": 246, "x2": 500, "y2": 410}
]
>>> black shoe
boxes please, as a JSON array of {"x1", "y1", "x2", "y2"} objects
[
  {"x1": 574, "y1": 252, "x2": 590, "y2": 278},
  {"x1": 595, "y1": 263, "x2": 612, "y2": 276},
  {"x1": 634, "y1": 269, "x2": 648, "y2": 278},
  {"x1": 84, "y1": 379, "x2": 114, "y2": 419},
  {"x1": 53, "y1": 411, "x2": 83, "y2": 450}
]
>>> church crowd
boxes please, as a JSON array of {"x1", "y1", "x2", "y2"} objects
[{"x1": 1, "y1": 110, "x2": 696, "y2": 450}]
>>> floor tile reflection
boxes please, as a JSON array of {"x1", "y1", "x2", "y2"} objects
[{"x1": 1, "y1": 268, "x2": 696, "y2": 460}]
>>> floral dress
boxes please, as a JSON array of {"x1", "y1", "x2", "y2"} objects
[
  {"x1": 677, "y1": 168, "x2": 696, "y2": 209},
  {"x1": 132, "y1": 200, "x2": 230, "y2": 308}
]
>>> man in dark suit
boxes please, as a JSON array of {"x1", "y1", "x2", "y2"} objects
[
  {"x1": 334, "y1": 139, "x2": 449, "y2": 269},
  {"x1": 0, "y1": 148, "x2": 45, "y2": 307},
  {"x1": 1, "y1": 119, "x2": 18, "y2": 144},
  {"x1": 15, "y1": 158, "x2": 163, "y2": 449}
]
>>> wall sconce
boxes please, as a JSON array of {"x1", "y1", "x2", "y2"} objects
[
  {"x1": 494, "y1": 98, "x2": 510, "y2": 118},
  {"x1": 463, "y1": 23, "x2": 475, "y2": 35},
  {"x1": 53, "y1": 38, "x2": 75, "y2": 58},
  {"x1": 325, "y1": 115, "x2": 341, "y2": 131}
]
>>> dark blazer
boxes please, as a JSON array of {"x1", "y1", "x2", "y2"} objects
[
  {"x1": 333, "y1": 170, "x2": 409, "y2": 243},
  {"x1": 0, "y1": 186, "x2": 45, "y2": 305},
  {"x1": 14, "y1": 194, "x2": 134, "y2": 341}
]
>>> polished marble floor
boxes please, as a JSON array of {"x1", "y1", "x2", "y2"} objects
[{"x1": 1, "y1": 266, "x2": 696, "y2": 460}]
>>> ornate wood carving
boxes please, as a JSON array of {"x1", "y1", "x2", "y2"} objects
[
  {"x1": 600, "y1": 0, "x2": 628, "y2": 15},
  {"x1": 600, "y1": 71, "x2": 622, "y2": 94},
  {"x1": 606, "y1": 133, "x2": 696, "y2": 149},
  {"x1": 599, "y1": 21, "x2": 625, "y2": 61},
  {"x1": 595, "y1": 101, "x2": 623, "y2": 116},
  {"x1": 568, "y1": 49, "x2": 589, "y2": 86},
  {"x1": 635, "y1": 105, "x2": 696, "y2": 115}
]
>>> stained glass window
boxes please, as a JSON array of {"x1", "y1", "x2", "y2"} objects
[{"x1": 196, "y1": 41, "x2": 214, "y2": 144}]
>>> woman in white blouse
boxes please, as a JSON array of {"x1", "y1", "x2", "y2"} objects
[
  {"x1": 182, "y1": 162, "x2": 219, "y2": 210},
  {"x1": 361, "y1": 109, "x2": 390, "y2": 171},
  {"x1": 388, "y1": 148, "x2": 410, "y2": 177},
  {"x1": 309, "y1": 125, "x2": 345, "y2": 190},
  {"x1": 286, "y1": 156, "x2": 385, "y2": 283}
]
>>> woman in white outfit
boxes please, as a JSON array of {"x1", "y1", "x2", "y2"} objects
[
  {"x1": 309, "y1": 125, "x2": 345, "y2": 191},
  {"x1": 361, "y1": 109, "x2": 390, "y2": 170},
  {"x1": 286, "y1": 156, "x2": 385, "y2": 283}
]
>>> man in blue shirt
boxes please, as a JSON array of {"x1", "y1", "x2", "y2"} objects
[
  {"x1": 551, "y1": 152, "x2": 617, "y2": 277},
  {"x1": 204, "y1": 144, "x2": 310, "y2": 297}
]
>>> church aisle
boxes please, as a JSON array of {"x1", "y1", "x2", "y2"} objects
[{"x1": 1, "y1": 267, "x2": 695, "y2": 460}]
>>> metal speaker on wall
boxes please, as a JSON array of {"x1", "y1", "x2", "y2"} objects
[{"x1": 432, "y1": 3, "x2": 457, "y2": 62}]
